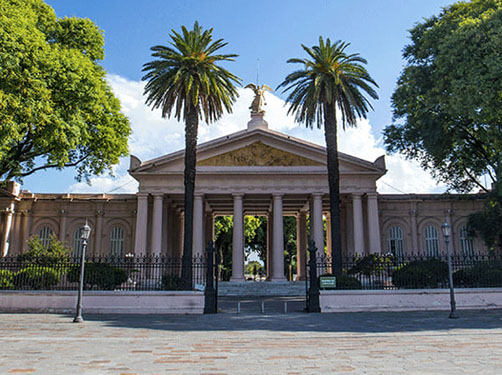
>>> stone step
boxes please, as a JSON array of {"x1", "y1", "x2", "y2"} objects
[{"x1": 217, "y1": 281, "x2": 307, "y2": 296}]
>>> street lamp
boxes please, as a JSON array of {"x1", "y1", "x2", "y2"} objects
[
  {"x1": 73, "y1": 220, "x2": 92, "y2": 323},
  {"x1": 441, "y1": 221, "x2": 458, "y2": 319}
]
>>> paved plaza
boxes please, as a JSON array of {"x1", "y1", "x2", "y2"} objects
[{"x1": 1, "y1": 308, "x2": 502, "y2": 374}]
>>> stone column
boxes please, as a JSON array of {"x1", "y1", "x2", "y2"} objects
[
  {"x1": 266, "y1": 213, "x2": 273, "y2": 280},
  {"x1": 296, "y1": 211, "x2": 307, "y2": 281},
  {"x1": 1, "y1": 204, "x2": 14, "y2": 256},
  {"x1": 177, "y1": 212, "x2": 184, "y2": 258},
  {"x1": 352, "y1": 193, "x2": 365, "y2": 254},
  {"x1": 134, "y1": 192, "x2": 149, "y2": 255},
  {"x1": 95, "y1": 208, "x2": 104, "y2": 256},
  {"x1": 366, "y1": 193, "x2": 382, "y2": 254},
  {"x1": 311, "y1": 193, "x2": 324, "y2": 256},
  {"x1": 151, "y1": 193, "x2": 164, "y2": 257},
  {"x1": 59, "y1": 208, "x2": 67, "y2": 244},
  {"x1": 231, "y1": 193, "x2": 245, "y2": 282},
  {"x1": 21, "y1": 210, "x2": 32, "y2": 253},
  {"x1": 410, "y1": 203, "x2": 419, "y2": 253},
  {"x1": 271, "y1": 194, "x2": 286, "y2": 281},
  {"x1": 192, "y1": 194, "x2": 204, "y2": 257}
]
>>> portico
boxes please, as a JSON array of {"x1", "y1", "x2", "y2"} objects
[{"x1": 128, "y1": 111, "x2": 386, "y2": 282}]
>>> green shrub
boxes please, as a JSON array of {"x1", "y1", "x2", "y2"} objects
[
  {"x1": 453, "y1": 263, "x2": 502, "y2": 287},
  {"x1": 67, "y1": 263, "x2": 128, "y2": 290},
  {"x1": 21, "y1": 235, "x2": 71, "y2": 264},
  {"x1": 335, "y1": 275, "x2": 363, "y2": 290},
  {"x1": 0, "y1": 270, "x2": 14, "y2": 289},
  {"x1": 392, "y1": 259, "x2": 448, "y2": 289},
  {"x1": 347, "y1": 254, "x2": 394, "y2": 276},
  {"x1": 161, "y1": 274, "x2": 185, "y2": 290},
  {"x1": 13, "y1": 266, "x2": 61, "y2": 289}
]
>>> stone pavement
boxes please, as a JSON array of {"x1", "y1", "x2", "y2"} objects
[{"x1": 1, "y1": 309, "x2": 502, "y2": 374}]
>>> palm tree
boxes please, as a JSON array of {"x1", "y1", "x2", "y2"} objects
[
  {"x1": 278, "y1": 37, "x2": 378, "y2": 275},
  {"x1": 142, "y1": 22, "x2": 240, "y2": 287}
]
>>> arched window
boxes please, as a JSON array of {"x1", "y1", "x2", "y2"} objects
[
  {"x1": 425, "y1": 225, "x2": 439, "y2": 257},
  {"x1": 387, "y1": 226, "x2": 404, "y2": 257},
  {"x1": 460, "y1": 225, "x2": 474, "y2": 256},
  {"x1": 109, "y1": 227, "x2": 124, "y2": 257},
  {"x1": 73, "y1": 227, "x2": 85, "y2": 258},
  {"x1": 38, "y1": 226, "x2": 53, "y2": 247}
]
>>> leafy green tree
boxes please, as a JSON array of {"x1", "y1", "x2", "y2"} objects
[
  {"x1": 142, "y1": 22, "x2": 240, "y2": 287},
  {"x1": 0, "y1": 0, "x2": 130, "y2": 182},
  {"x1": 278, "y1": 37, "x2": 378, "y2": 275},
  {"x1": 384, "y1": 0, "x2": 502, "y2": 193},
  {"x1": 23, "y1": 234, "x2": 71, "y2": 264},
  {"x1": 383, "y1": 0, "x2": 502, "y2": 250}
]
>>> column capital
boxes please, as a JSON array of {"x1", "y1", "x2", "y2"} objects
[
  {"x1": 311, "y1": 192, "x2": 323, "y2": 198},
  {"x1": 352, "y1": 193, "x2": 363, "y2": 199},
  {"x1": 232, "y1": 192, "x2": 244, "y2": 199},
  {"x1": 272, "y1": 193, "x2": 283, "y2": 199},
  {"x1": 151, "y1": 192, "x2": 164, "y2": 198},
  {"x1": 194, "y1": 193, "x2": 204, "y2": 200},
  {"x1": 366, "y1": 192, "x2": 378, "y2": 199},
  {"x1": 137, "y1": 192, "x2": 149, "y2": 199}
]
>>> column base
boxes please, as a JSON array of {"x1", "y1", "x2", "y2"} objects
[
  {"x1": 269, "y1": 276, "x2": 287, "y2": 282},
  {"x1": 229, "y1": 277, "x2": 246, "y2": 282}
]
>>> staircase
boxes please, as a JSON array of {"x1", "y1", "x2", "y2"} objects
[{"x1": 217, "y1": 281, "x2": 306, "y2": 296}]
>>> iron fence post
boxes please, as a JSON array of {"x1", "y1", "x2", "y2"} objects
[
  {"x1": 204, "y1": 241, "x2": 217, "y2": 314},
  {"x1": 308, "y1": 240, "x2": 320, "y2": 313}
]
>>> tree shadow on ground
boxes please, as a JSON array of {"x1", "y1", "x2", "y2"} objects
[{"x1": 83, "y1": 308, "x2": 502, "y2": 333}]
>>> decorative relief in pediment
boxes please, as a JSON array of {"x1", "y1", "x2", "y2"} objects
[{"x1": 197, "y1": 141, "x2": 323, "y2": 167}]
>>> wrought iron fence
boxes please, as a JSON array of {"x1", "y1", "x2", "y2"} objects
[
  {"x1": 311, "y1": 252, "x2": 502, "y2": 290},
  {"x1": 0, "y1": 254, "x2": 207, "y2": 291}
]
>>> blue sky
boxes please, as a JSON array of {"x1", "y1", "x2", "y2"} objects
[{"x1": 22, "y1": 0, "x2": 457, "y2": 194}]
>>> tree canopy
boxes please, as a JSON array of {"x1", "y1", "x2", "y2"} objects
[
  {"x1": 384, "y1": 0, "x2": 502, "y2": 193},
  {"x1": 0, "y1": 0, "x2": 130, "y2": 182}
]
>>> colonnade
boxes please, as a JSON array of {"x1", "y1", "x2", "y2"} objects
[{"x1": 133, "y1": 192, "x2": 382, "y2": 281}]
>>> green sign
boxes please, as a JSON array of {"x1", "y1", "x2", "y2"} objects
[{"x1": 320, "y1": 276, "x2": 336, "y2": 289}]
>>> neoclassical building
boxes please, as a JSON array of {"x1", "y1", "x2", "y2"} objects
[{"x1": 0, "y1": 111, "x2": 487, "y2": 281}]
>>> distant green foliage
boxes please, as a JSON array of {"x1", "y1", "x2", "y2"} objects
[
  {"x1": 468, "y1": 190, "x2": 502, "y2": 251},
  {"x1": 13, "y1": 266, "x2": 61, "y2": 289},
  {"x1": 0, "y1": 270, "x2": 14, "y2": 289},
  {"x1": 453, "y1": 262, "x2": 502, "y2": 288},
  {"x1": 67, "y1": 263, "x2": 127, "y2": 290},
  {"x1": 392, "y1": 259, "x2": 449, "y2": 289},
  {"x1": 244, "y1": 261, "x2": 264, "y2": 275},
  {"x1": 0, "y1": 0, "x2": 130, "y2": 181}
]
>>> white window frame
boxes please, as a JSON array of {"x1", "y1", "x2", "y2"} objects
[
  {"x1": 109, "y1": 226, "x2": 124, "y2": 257},
  {"x1": 425, "y1": 225, "x2": 440, "y2": 257},
  {"x1": 387, "y1": 225, "x2": 404, "y2": 257}
]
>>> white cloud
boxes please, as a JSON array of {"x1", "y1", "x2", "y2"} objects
[{"x1": 69, "y1": 74, "x2": 443, "y2": 194}]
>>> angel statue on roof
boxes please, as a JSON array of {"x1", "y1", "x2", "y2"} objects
[{"x1": 245, "y1": 83, "x2": 273, "y2": 115}]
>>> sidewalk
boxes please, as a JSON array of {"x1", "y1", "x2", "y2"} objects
[{"x1": 1, "y1": 309, "x2": 502, "y2": 374}]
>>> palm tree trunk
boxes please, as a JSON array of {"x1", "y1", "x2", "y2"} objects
[
  {"x1": 324, "y1": 104, "x2": 343, "y2": 276},
  {"x1": 181, "y1": 109, "x2": 199, "y2": 289}
]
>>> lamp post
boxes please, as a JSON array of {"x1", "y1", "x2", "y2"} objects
[
  {"x1": 441, "y1": 221, "x2": 458, "y2": 319},
  {"x1": 73, "y1": 221, "x2": 92, "y2": 323}
]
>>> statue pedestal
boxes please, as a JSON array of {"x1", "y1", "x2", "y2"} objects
[{"x1": 247, "y1": 113, "x2": 268, "y2": 130}]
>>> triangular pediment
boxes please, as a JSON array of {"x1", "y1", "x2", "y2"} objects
[{"x1": 197, "y1": 141, "x2": 323, "y2": 167}]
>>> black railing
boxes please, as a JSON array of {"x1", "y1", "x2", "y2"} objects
[
  {"x1": 0, "y1": 255, "x2": 207, "y2": 291},
  {"x1": 311, "y1": 252, "x2": 502, "y2": 290}
]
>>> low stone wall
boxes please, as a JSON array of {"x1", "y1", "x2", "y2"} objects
[
  {"x1": 320, "y1": 288, "x2": 502, "y2": 313},
  {"x1": 0, "y1": 291, "x2": 204, "y2": 314}
]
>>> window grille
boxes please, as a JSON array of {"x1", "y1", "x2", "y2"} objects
[
  {"x1": 109, "y1": 227, "x2": 124, "y2": 257},
  {"x1": 460, "y1": 225, "x2": 474, "y2": 256},
  {"x1": 38, "y1": 226, "x2": 53, "y2": 247},
  {"x1": 425, "y1": 225, "x2": 439, "y2": 257},
  {"x1": 387, "y1": 226, "x2": 404, "y2": 257}
]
